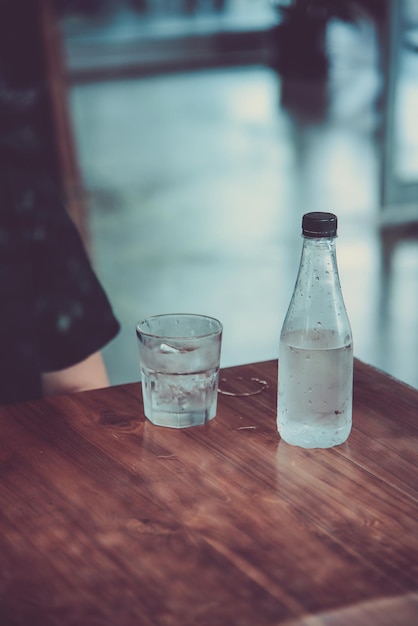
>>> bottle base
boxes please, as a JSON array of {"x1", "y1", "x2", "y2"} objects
[{"x1": 278, "y1": 422, "x2": 351, "y2": 449}]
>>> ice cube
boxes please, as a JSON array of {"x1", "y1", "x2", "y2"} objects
[
  {"x1": 159, "y1": 342, "x2": 197, "y2": 354},
  {"x1": 159, "y1": 343, "x2": 183, "y2": 354}
]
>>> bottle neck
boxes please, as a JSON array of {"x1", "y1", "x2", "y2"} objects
[
  {"x1": 299, "y1": 235, "x2": 338, "y2": 281},
  {"x1": 280, "y1": 232, "x2": 352, "y2": 348},
  {"x1": 302, "y1": 235, "x2": 336, "y2": 248},
  {"x1": 285, "y1": 234, "x2": 350, "y2": 337}
]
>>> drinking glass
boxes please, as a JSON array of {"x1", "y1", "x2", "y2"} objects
[{"x1": 136, "y1": 314, "x2": 223, "y2": 428}]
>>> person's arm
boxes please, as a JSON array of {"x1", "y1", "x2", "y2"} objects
[{"x1": 41, "y1": 351, "x2": 110, "y2": 397}]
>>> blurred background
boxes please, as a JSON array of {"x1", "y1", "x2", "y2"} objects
[{"x1": 43, "y1": 0, "x2": 418, "y2": 387}]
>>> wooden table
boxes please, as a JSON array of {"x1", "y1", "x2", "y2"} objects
[{"x1": 1, "y1": 360, "x2": 417, "y2": 625}]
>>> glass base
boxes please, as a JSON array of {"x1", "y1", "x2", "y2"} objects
[{"x1": 146, "y1": 409, "x2": 216, "y2": 429}]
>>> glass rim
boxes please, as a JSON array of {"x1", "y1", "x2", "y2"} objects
[{"x1": 136, "y1": 313, "x2": 223, "y2": 340}]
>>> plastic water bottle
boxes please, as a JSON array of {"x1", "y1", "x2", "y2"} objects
[{"x1": 277, "y1": 212, "x2": 353, "y2": 448}]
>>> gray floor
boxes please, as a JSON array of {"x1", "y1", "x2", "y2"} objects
[{"x1": 68, "y1": 18, "x2": 418, "y2": 389}]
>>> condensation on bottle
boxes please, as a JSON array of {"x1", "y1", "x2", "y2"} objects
[{"x1": 277, "y1": 212, "x2": 353, "y2": 449}]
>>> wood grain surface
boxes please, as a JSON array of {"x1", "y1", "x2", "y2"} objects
[{"x1": 0, "y1": 360, "x2": 417, "y2": 625}]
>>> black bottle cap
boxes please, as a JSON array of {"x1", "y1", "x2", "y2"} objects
[{"x1": 302, "y1": 212, "x2": 338, "y2": 238}]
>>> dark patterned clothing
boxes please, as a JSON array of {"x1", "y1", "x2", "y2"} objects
[{"x1": 0, "y1": 1, "x2": 119, "y2": 405}]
